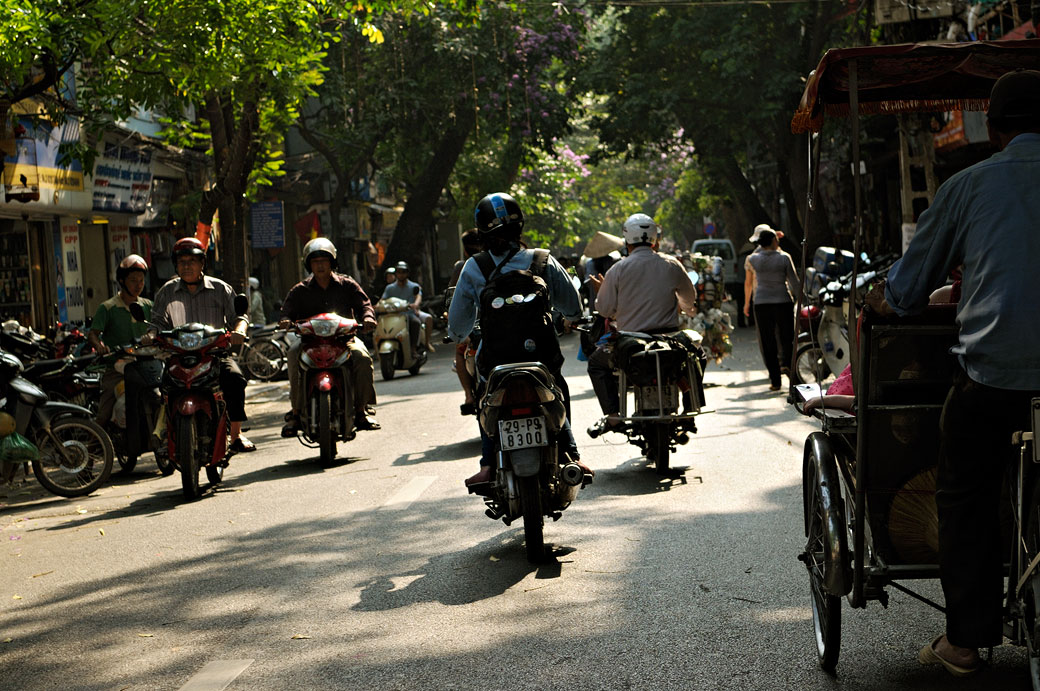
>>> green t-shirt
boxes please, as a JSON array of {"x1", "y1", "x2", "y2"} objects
[{"x1": 90, "y1": 296, "x2": 153, "y2": 348}]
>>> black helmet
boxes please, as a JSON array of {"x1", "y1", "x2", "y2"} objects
[
  {"x1": 302, "y1": 237, "x2": 338, "y2": 271},
  {"x1": 116, "y1": 254, "x2": 148, "y2": 286},
  {"x1": 474, "y1": 192, "x2": 524, "y2": 238}
]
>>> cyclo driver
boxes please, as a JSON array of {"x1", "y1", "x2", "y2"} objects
[
  {"x1": 146, "y1": 237, "x2": 255, "y2": 454},
  {"x1": 279, "y1": 238, "x2": 381, "y2": 436},
  {"x1": 586, "y1": 213, "x2": 699, "y2": 434},
  {"x1": 448, "y1": 192, "x2": 592, "y2": 487},
  {"x1": 88, "y1": 254, "x2": 153, "y2": 467}
]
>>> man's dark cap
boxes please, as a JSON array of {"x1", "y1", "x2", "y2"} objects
[{"x1": 987, "y1": 69, "x2": 1040, "y2": 122}]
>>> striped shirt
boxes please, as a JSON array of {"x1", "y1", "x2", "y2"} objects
[{"x1": 151, "y1": 275, "x2": 240, "y2": 331}]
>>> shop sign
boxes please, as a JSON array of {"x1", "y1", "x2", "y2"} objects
[
  {"x1": 60, "y1": 218, "x2": 85, "y2": 323},
  {"x1": 108, "y1": 220, "x2": 132, "y2": 294},
  {"x1": 250, "y1": 201, "x2": 285, "y2": 249},
  {"x1": 92, "y1": 142, "x2": 153, "y2": 213},
  {"x1": 2, "y1": 118, "x2": 85, "y2": 201}
]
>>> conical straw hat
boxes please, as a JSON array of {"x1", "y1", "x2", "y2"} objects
[{"x1": 584, "y1": 231, "x2": 625, "y2": 258}]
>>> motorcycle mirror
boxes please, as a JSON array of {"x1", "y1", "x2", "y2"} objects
[
  {"x1": 234, "y1": 293, "x2": 249, "y2": 316},
  {"x1": 129, "y1": 303, "x2": 147, "y2": 322}
]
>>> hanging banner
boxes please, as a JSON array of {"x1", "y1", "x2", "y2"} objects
[
  {"x1": 60, "y1": 218, "x2": 85, "y2": 323},
  {"x1": 107, "y1": 219, "x2": 132, "y2": 294},
  {"x1": 52, "y1": 220, "x2": 67, "y2": 324}
]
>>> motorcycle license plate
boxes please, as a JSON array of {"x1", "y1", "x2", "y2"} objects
[
  {"x1": 637, "y1": 384, "x2": 677, "y2": 409},
  {"x1": 499, "y1": 416, "x2": 548, "y2": 450}
]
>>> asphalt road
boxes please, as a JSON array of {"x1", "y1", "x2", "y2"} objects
[{"x1": 0, "y1": 328, "x2": 1029, "y2": 690}]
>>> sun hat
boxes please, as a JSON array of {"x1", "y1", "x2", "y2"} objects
[{"x1": 749, "y1": 223, "x2": 776, "y2": 243}]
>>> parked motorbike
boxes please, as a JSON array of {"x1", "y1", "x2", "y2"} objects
[
  {"x1": 470, "y1": 361, "x2": 592, "y2": 563},
  {"x1": 240, "y1": 323, "x2": 296, "y2": 381},
  {"x1": 21, "y1": 353, "x2": 99, "y2": 409},
  {"x1": 374, "y1": 296, "x2": 427, "y2": 380},
  {"x1": 103, "y1": 344, "x2": 172, "y2": 476},
  {"x1": 587, "y1": 329, "x2": 706, "y2": 473},
  {"x1": 1, "y1": 322, "x2": 53, "y2": 363},
  {"x1": 138, "y1": 296, "x2": 248, "y2": 500},
  {"x1": 286, "y1": 312, "x2": 360, "y2": 465},
  {"x1": 0, "y1": 350, "x2": 114, "y2": 497}
]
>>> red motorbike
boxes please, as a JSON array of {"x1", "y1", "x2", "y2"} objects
[
  {"x1": 153, "y1": 322, "x2": 237, "y2": 499},
  {"x1": 289, "y1": 312, "x2": 359, "y2": 465}
]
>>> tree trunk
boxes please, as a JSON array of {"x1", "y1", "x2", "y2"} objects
[{"x1": 383, "y1": 107, "x2": 476, "y2": 287}]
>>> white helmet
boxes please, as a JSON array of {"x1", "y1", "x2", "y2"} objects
[
  {"x1": 248, "y1": 276, "x2": 260, "y2": 290},
  {"x1": 622, "y1": 213, "x2": 659, "y2": 245}
]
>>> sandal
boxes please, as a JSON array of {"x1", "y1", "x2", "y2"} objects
[
  {"x1": 230, "y1": 436, "x2": 257, "y2": 453},
  {"x1": 917, "y1": 635, "x2": 981, "y2": 677}
]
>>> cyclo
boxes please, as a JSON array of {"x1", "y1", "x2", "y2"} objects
[{"x1": 788, "y1": 40, "x2": 1040, "y2": 681}]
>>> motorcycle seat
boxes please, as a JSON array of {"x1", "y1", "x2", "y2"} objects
[{"x1": 485, "y1": 361, "x2": 557, "y2": 393}]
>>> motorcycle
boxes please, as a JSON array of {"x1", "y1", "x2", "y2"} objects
[
  {"x1": 240, "y1": 323, "x2": 297, "y2": 382},
  {"x1": 20, "y1": 352, "x2": 99, "y2": 409},
  {"x1": 373, "y1": 296, "x2": 428, "y2": 380},
  {"x1": 470, "y1": 360, "x2": 592, "y2": 563},
  {"x1": 104, "y1": 344, "x2": 172, "y2": 476},
  {"x1": 0, "y1": 350, "x2": 114, "y2": 497},
  {"x1": 587, "y1": 329, "x2": 707, "y2": 474},
  {"x1": 137, "y1": 296, "x2": 247, "y2": 500},
  {"x1": 287, "y1": 312, "x2": 360, "y2": 465}
]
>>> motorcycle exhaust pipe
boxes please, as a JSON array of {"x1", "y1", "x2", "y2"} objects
[
  {"x1": 676, "y1": 432, "x2": 690, "y2": 445},
  {"x1": 560, "y1": 462, "x2": 585, "y2": 486}
]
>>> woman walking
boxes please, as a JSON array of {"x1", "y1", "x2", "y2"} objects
[{"x1": 743, "y1": 226, "x2": 798, "y2": 391}]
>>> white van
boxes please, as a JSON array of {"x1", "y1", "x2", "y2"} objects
[{"x1": 690, "y1": 238, "x2": 739, "y2": 287}]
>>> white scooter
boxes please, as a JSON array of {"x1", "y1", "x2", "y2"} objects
[{"x1": 373, "y1": 296, "x2": 427, "y2": 380}]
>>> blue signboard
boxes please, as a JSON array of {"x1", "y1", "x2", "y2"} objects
[{"x1": 250, "y1": 201, "x2": 285, "y2": 249}]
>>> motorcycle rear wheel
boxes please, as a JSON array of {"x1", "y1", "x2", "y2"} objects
[
  {"x1": 176, "y1": 418, "x2": 200, "y2": 500},
  {"x1": 379, "y1": 351, "x2": 396, "y2": 380},
  {"x1": 645, "y1": 423, "x2": 671, "y2": 474},
  {"x1": 32, "y1": 417, "x2": 114, "y2": 497},
  {"x1": 318, "y1": 391, "x2": 336, "y2": 465},
  {"x1": 518, "y1": 475, "x2": 545, "y2": 563},
  {"x1": 794, "y1": 343, "x2": 831, "y2": 386}
]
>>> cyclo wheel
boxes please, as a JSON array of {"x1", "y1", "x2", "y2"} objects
[
  {"x1": 32, "y1": 417, "x2": 114, "y2": 498},
  {"x1": 318, "y1": 390, "x2": 336, "y2": 465},
  {"x1": 244, "y1": 340, "x2": 285, "y2": 382},
  {"x1": 1021, "y1": 474, "x2": 1040, "y2": 689},
  {"x1": 802, "y1": 436, "x2": 847, "y2": 673},
  {"x1": 176, "y1": 417, "x2": 200, "y2": 500},
  {"x1": 518, "y1": 475, "x2": 545, "y2": 563}
]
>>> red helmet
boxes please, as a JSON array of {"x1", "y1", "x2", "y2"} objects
[
  {"x1": 172, "y1": 237, "x2": 206, "y2": 261},
  {"x1": 116, "y1": 254, "x2": 148, "y2": 285}
]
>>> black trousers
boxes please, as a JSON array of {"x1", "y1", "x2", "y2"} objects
[
  {"x1": 938, "y1": 367, "x2": 1039, "y2": 648},
  {"x1": 218, "y1": 356, "x2": 248, "y2": 423},
  {"x1": 753, "y1": 302, "x2": 794, "y2": 388}
]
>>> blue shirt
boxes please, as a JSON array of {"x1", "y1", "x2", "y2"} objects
[
  {"x1": 448, "y1": 247, "x2": 582, "y2": 343},
  {"x1": 885, "y1": 133, "x2": 1040, "y2": 390},
  {"x1": 381, "y1": 279, "x2": 421, "y2": 302}
]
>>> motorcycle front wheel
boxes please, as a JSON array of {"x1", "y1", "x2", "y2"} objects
[
  {"x1": 379, "y1": 351, "x2": 396, "y2": 380},
  {"x1": 176, "y1": 417, "x2": 200, "y2": 500},
  {"x1": 794, "y1": 343, "x2": 831, "y2": 386},
  {"x1": 318, "y1": 390, "x2": 336, "y2": 465},
  {"x1": 518, "y1": 475, "x2": 545, "y2": 563},
  {"x1": 32, "y1": 417, "x2": 114, "y2": 497}
]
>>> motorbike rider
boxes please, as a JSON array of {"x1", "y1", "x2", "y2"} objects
[
  {"x1": 146, "y1": 237, "x2": 256, "y2": 454},
  {"x1": 448, "y1": 191, "x2": 591, "y2": 486},
  {"x1": 88, "y1": 254, "x2": 153, "y2": 465},
  {"x1": 381, "y1": 261, "x2": 434, "y2": 353},
  {"x1": 864, "y1": 70, "x2": 1040, "y2": 677},
  {"x1": 279, "y1": 237, "x2": 381, "y2": 435},
  {"x1": 586, "y1": 213, "x2": 699, "y2": 434}
]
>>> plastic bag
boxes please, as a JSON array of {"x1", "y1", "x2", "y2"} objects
[{"x1": 0, "y1": 432, "x2": 39, "y2": 465}]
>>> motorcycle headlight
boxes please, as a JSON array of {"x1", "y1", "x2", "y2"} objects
[
  {"x1": 177, "y1": 332, "x2": 203, "y2": 350},
  {"x1": 310, "y1": 319, "x2": 338, "y2": 337}
]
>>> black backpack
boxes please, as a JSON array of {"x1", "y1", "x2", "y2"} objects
[{"x1": 474, "y1": 248, "x2": 563, "y2": 375}]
